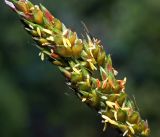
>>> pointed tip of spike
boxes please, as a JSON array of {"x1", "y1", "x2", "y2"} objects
[{"x1": 4, "y1": 0, "x2": 16, "y2": 10}]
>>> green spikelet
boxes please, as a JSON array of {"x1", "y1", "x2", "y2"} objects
[{"x1": 5, "y1": 0, "x2": 150, "y2": 137}]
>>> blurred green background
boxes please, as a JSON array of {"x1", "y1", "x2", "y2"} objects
[{"x1": 0, "y1": 0, "x2": 160, "y2": 137}]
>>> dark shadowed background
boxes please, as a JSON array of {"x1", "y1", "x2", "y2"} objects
[{"x1": 0, "y1": 0, "x2": 160, "y2": 137}]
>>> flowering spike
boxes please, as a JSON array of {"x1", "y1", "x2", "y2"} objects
[{"x1": 5, "y1": 1, "x2": 150, "y2": 137}]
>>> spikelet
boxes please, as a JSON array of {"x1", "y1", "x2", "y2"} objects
[{"x1": 5, "y1": 0, "x2": 150, "y2": 137}]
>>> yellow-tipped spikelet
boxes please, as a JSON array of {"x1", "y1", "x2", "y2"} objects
[{"x1": 5, "y1": 0, "x2": 150, "y2": 136}]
